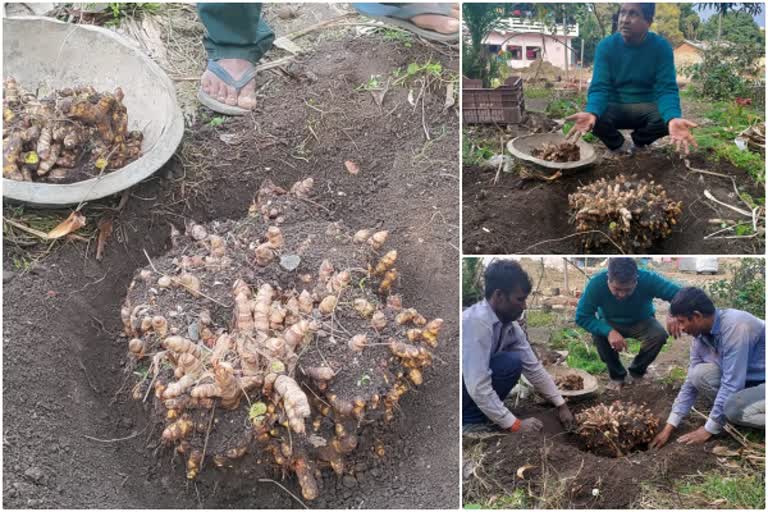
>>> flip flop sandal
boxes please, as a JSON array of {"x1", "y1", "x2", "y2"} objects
[
  {"x1": 198, "y1": 59, "x2": 259, "y2": 116},
  {"x1": 352, "y1": 3, "x2": 459, "y2": 43}
]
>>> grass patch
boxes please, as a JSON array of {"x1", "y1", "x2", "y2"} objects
[
  {"x1": 692, "y1": 101, "x2": 765, "y2": 183},
  {"x1": 550, "y1": 327, "x2": 607, "y2": 374},
  {"x1": 526, "y1": 310, "x2": 556, "y2": 328},
  {"x1": 678, "y1": 472, "x2": 765, "y2": 509},
  {"x1": 524, "y1": 86, "x2": 552, "y2": 100}
]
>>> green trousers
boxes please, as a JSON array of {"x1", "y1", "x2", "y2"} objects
[{"x1": 197, "y1": 3, "x2": 274, "y2": 64}]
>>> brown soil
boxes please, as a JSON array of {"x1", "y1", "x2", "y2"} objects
[
  {"x1": 3, "y1": 16, "x2": 459, "y2": 509},
  {"x1": 463, "y1": 382, "x2": 735, "y2": 509},
  {"x1": 463, "y1": 151, "x2": 765, "y2": 255}
]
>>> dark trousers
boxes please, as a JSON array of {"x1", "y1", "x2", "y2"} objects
[
  {"x1": 592, "y1": 317, "x2": 668, "y2": 381},
  {"x1": 197, "y1": 3, "x2": 274, "y2": 64},
  {"x1": 592, "y1": 103, "x2": 669, "y2": 150},
  {"x1": 462, "y1": 352, "x2": 523, "y2": 425}
]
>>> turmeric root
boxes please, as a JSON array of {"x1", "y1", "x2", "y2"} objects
[
  {"x1": 274, "y1": 375, "x2": 311, "y2": 434},
  {"x1": 372, "y1": 250, "x2": 397, "y2": 276},
  {"x1": 163, "y1": 336, "x2": 202, "y2": 359}
]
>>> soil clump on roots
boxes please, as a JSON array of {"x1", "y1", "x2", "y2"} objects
[{"x1": 463, "y1": 382, "x2": 725, "y2": 509}]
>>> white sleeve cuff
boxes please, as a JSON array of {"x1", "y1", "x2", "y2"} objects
[
  {"x1": 704, "y1": 418, "x2": 723, "y2": 435},
  {"x1": 667, "y1": 412, "x2": 683, "y2": 428}
]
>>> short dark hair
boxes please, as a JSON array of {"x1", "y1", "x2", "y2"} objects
[
  {"x1": 670, "y1": 287, "x2": 716, "y2": 318},
  {"x1": 638, "y1": 3, "x2": 655, "y2": 23},
  {"x1": 484, "y1": 260, "x2": 532, "y2": 300},
  {"x1": 607, "y1": 258, "x2": 638, "y2": 284}
]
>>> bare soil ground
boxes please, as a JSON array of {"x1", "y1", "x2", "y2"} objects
[
  {"x1": 463, "y1": 382, "x2": 751, "y2": 509},
  {"x1": 3, "y1": 5, "x2": 459, "y2": 509},
  {"x1": 463, "y1": 150, "x2": 764, "y2": 255}
]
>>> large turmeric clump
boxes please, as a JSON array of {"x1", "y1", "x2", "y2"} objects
[
  {"x1": 532, "y1": 141, "x2": 580, "y2": 162},
  {"x1": 568, "y1": 175, "x2": 682, "y2": 252},
  {"x1": 575, "y1": 401, "x2": 659, "y2": 457},
  {"x1": 2, "y1": 77, "x2": 142, "y2": 183},
  {"x1": 120, "y1": 178, "x2": 445, "y2": 501}
]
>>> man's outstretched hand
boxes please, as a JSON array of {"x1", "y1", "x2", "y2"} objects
[
  {"x1": 668, "y1": 118, "x2": 698, "y2": 156},
  {"x1": 509, "y1": 418, "x2": 544, "y2": 434},
  {"x1": 677, "y1": 425, "x2": 713, "y2": 445},
  {"x1": 566, "y1": 112, "x2": 597, "y2": 141},
  {"x1": 650, "y1": 423, "x2": 675, "y2": 449}
]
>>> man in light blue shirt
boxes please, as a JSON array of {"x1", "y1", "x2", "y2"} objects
[
  {"x1": 463, "y1": 260, "x2": 574, "y2": 436},
  {"x1": 651, "y1": 287, "x2": 765, "y2": 448}
]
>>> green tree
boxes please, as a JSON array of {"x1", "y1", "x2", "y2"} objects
[
  {"x1": 699, "y1": 10, "x2": 764, "y2": 46},
  {"x1": 462, "y1": 258, "x2": 485, "y2": 307},
  {"x1": 655, "y1": 3, "x2": 685, "y2": 47},
  {"x1": 679, "y1": 3, "x2": 702, "y2": 39},
  {"x1": 695, "y1": 2, "x2": 763, "y2": 41}
]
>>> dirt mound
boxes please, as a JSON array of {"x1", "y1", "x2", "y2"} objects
[
  {"x1": 463, "y1": 382, "x2": 725, "y2": 509},
  {"x1": 463, "y1": 151, "x2": 764, "y2": 254}
]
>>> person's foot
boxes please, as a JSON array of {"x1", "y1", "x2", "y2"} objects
[
  {"x1": 606, "y1": 378, "x2": 626, "y2": 391},
  {"x1": 410, "y1": 4, "x2": 460, "y2": 34},
  {"x1": 627, "y1": 372, "x2": 645, "y2": 385},
  {"x1": 201, "y1": 59, "x2": 257, "y2": 110}
]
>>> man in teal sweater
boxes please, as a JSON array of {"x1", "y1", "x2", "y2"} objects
[
  {"x1": 575, "y1": 258, "x2": 682, "y2": 389},
  {"x1": 567, "y1": 4, "x2": 698, "y2": 156}
]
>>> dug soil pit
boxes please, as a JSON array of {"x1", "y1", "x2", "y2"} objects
[
  {"x1": 463, "y1": 151, "x2": 764, "y2": 254},
  {"x1": 3, "y1": 11, "x2": 458, "y2": 509},
  {"x1": 463, "y1": 382, "x2": 730, "y2": 509}
]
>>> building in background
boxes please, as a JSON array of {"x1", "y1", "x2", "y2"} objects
[{"x1": 483, "y1": 17, "x2": 579, "y2": 70}]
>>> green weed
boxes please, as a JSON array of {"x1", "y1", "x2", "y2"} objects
[
  {"x1": 380, "y1": 28, "x2": 413, "y2": 48},
  {"x1": 208, "y1": 116, "x2": 226, "y2": 128}
]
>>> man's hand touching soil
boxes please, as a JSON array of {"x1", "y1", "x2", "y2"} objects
[
  {"x1": 650, "y1": 423, "x2": 675, "y2": 449},
  {"x1": 557, "y1": 404, "x2": 575, "y2": 430}
]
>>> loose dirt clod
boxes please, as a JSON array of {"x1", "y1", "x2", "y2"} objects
[
  {"x1": 568, "y1": 175, "x2": 683, "y2": 252},
  {"x1": 554, "y1": 374, "x2": 583, "y2": 391},
  {"x1": 532, "y1": 142, "x2": 580, "y2": 162},
  {"x1": 120, "y1": 178, "x2": 444, "y2": 501},
  {"x1": 575, "y1": 401, "x2": 659, "y2": 457},
  {"x1": 2, "y1": 77, "x2": 143, "y2": 183}
]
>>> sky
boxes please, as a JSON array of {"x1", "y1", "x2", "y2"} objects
[{"x1": 695, "y1": 3, "x2": 765, "y2": 28}]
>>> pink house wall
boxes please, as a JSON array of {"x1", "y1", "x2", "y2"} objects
[{"x1": 485, "y1": 32, "x2": 574, "y2": 70}]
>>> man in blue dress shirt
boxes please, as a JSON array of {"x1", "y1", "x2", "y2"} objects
[{"x1": 651, "y1": 287, "x2": 765, "y2": 448}]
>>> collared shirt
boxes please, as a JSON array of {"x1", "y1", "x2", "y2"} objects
[
  {"x1": 463, "y1": 300, "x2": 565, "y2": 429},
  {"x1": 668, "y1": 309, "x2": 766, "y2": 434}
]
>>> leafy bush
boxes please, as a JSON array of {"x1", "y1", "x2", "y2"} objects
[
  {"x1": 682, "y1": 42, "x2": 763, "y2": 101},
  {"x1": 706, "y1": 259, "x2": 765, "y2": 319}
]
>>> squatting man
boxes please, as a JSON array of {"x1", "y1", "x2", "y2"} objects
[
  {"x1": 462, "y1": 260, "x2": 574, "y2": 436},
  {"x1": 651, "y1": 287, "x2": 765, "y2": 447}
]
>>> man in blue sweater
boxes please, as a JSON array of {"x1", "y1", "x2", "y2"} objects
[
  {"x1": 575, "y1": 258, "x2": 682, "y2": 390},
  {"x1": 567, "y1": 4, "x2": 698, "y2": 156},
  {"x1": 651, "y1": 287, "x2": 765, "y2": 448}
]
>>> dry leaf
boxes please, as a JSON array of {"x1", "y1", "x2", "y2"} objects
[
  {"x1": 712, "y1": 445, "x2": 740, "y2": 457},
  {"x1": 96, "y1": 216, "x2": 114, "y2": 261},
  {"x1": 47, "y1": 211, "x2": 86, "y2": 239},
  {"x1": 344, "y1": 160, "x2": 360, "y2": 175},
  {"x1": 516, "y1": 464, "x2": 536, "y2": 479}
]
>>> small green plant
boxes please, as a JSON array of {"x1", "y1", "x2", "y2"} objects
[
  {"x1": 550, "y1": 327, "x2": 607, "y2": 374},
  {"x1": 392, "y1": 61, "x2": 444, "y2": 86},
  {"x1": 487, "y1": 489, "x2": 528, "y2": 509},
  {"x1": 355, "y1": 74, "x2": 384, "y2": 91},
  {"x1": 380, "y1": 28, "x2": 413, "y2": 48},
  {"x1": 523, "y1": 86, "x2": 552, "y2": 100},
  {"x1": 462, "y1": 134, "x2": 495, "y2": 167},
  {"x1": 11, "y1": 255, "x2": 31, "y2": 272},
  {"x1": 662, "y1": 366, "x2": 687, "y2": 386},
  {"x1": 356, "y1": 373, "x2": 372, "y2": 387},
  {"x1": 101, "y1": 3, "x2": 162, "y2": 26},
  {"x1": 248, "y1": 402, "x2": 268, "y2": 424},
  {"x1": 208, "y1": 116, "x2": 226, "y2": 128}
]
